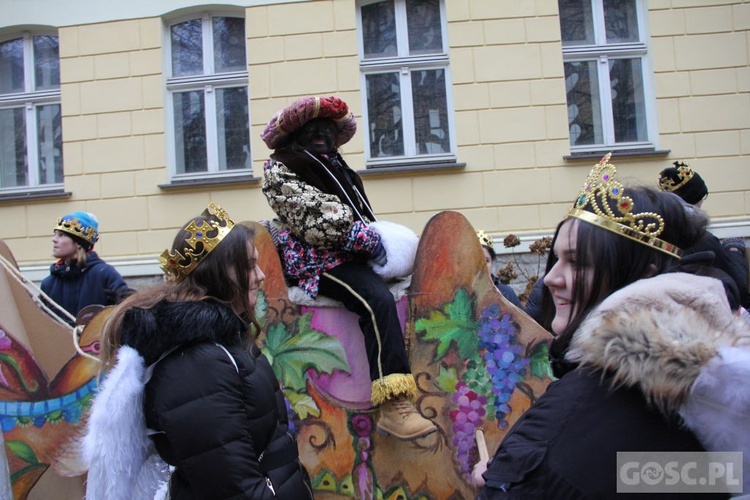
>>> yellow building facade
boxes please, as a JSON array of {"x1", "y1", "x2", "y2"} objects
[{"x1": 2, "y1": 0, "x2": 749, "y2": 284}]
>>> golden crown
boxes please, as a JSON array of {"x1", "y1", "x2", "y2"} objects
[
  {"x1": 55, "y1": 216, "x2": 98, "y2": 246},
  {"x1": 476, "y1": 230, "x2": 493, "y2": 248},
  {"x1": 567, "y1": 153, "x2": 682, "y2": 258},
  {"x1": 159, "y1": 202, "x2": 235, "y2": 283},
  {"x1": 658, "y1": 161, "x2": 695, "y2": 192}
]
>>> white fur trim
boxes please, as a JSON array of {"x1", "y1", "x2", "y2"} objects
[
  {"x1": 679, "y1": 346, "x2": 750, "y2": 495},
  {"x1": 368, "y1": 221, "x2": 419, "y2": 280},
  {"x1": 84, "y1": 346, "x2": 170, "y2": 500}
]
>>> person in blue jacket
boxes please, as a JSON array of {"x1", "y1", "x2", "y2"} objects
[{"x1": 40, "y1": 211, "x2": 130, "y2": 324}]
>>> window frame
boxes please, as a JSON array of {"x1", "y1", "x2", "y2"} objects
[
  {"x1": 560, "y1": 0, "x2": 658, "y2": 155},
  {"x1": 164, "y1": 11, "x2": 252, "y2": 182},
  {"x1": 356, "y1": 0, "x2": 457, "y2": 167},
  {"x1": 0, "y1": 30, "x2": 63, "y2": 195}
]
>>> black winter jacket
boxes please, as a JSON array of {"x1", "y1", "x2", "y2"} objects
[
  {"x1": 479, "y1": 369, "x2": 726, "y2": 500},
  {"x1": 121, "y1": 300, "x2": 312, "y2": 499},
  {"x1": 480, "y1": 274, "x2": 739, "y2": 500}
]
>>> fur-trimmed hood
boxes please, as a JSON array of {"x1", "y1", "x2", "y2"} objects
[
  {"x1": 566, "y1": 272, "x2": 750, "y2": 415},
  {"x1": 120, "y1": 299, "x2": 249, "y2": 366}
]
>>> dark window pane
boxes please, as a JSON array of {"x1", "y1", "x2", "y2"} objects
[
  {"x1": 362, "y1": 1, "x2": 397, "y2": 59},
  {"x1": 216, "y1": 87, "x2": 249, "y2": 170},
  {"x1": 37, "y1": 104, "x2": 63, "y2": 184},
  {"x1": 0, "y1": 38, "x2": 25, "y2": 94},
  {"x1": 559, "y1": 0, "x2": 594, "y2": 46},
  {"x1": 173, "y1": 91, "x2": 207, "y2": 173},
  {"x1": 604, "y1": 0, "x2": 639, "y2": 43},
  {"x1": 171, "y1": 19, "x2": 203, "y2": 77},
  {"x1": 407, "y1": 0, "x2": 442, "y2": 55},
  {"x1": 366, "y1": 72, "x2": 404, "y2": 157},
  {"x1": 564, "y1": 61, "x2": 602, "y2": 146},
  {"x1": 213, "y1": 17, "x2": 246, "y2": 73},
  {"x1": 0, "y1": 108, "x2": 28, "y2": 187},
  {"x1": 34, "y1": 35, "x2": 60, "y2": 90},
  {"x1": 610, "y1": 58, "x2": 647, "y2": 142},
  {"x1": 411, "y1": 69, "x2": 449, "y2": 154}
]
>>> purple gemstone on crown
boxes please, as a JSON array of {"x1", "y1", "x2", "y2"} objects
[{"x1": 603, "y1": 174, "x2": 610, "y2": 181}]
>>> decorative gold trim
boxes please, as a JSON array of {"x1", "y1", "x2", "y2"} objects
[
  {"x1": 567, "y1": 153, "x2": 683, "y2": 259},
  {"x1": 568, "y1": 209, "x2": 683, "y2": 258}
]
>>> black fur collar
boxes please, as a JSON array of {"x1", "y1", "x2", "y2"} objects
[{"x1": 120, "y1": 300, "x2": 247, "y2": 365}]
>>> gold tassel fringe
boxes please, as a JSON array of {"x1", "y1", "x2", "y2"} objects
[{"x1": 370, "y1": 373, "x2": 418, "y2": 406}]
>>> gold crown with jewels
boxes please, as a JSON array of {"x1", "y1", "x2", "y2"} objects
[
  {"x1": 159, "y1": 202, "x2": 235, "y2": 283},
  {"x1": 658, "y1": 160, "x2": 695, "y2": 192},
  {"x1": 567, "y1": 153, "x2": 682, "y2": 258},
  {"x1": 476, "y1": 230, "x2": 493, "y2": 248}
]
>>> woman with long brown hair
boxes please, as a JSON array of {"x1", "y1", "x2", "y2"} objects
[{"x1": 84, "y1": 202, "x2": 312, "y2": 499}]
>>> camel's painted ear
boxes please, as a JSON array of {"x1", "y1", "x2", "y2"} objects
[{"x1": 408, "y1": 210, "x2": 555, "y2": 480}]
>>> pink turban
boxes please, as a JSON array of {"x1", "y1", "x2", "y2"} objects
[{"x1": 261, "y1": 95, "x2": 357, "y2": 150}]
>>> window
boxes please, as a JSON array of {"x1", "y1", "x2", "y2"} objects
[
  {"x1": 0, "y1": 32, "x2": 62, "y2": 193},
  {"x1": 559, "y1": 0, "x2": 656, "y2": 153},
  {"x1": 166, "y1": 13, "x2": 250, "y2": 179},
  {"x1": 357, "y1": 0, "x2": 455, "y2": 165}
]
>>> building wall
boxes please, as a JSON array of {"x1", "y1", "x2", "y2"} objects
[{"x1": 1, "y1": 0, "x2": 748, "y2": 284}]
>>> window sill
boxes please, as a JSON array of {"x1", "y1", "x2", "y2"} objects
[
  {"x1": 159, "y1": 174, "x2": 261, "y2": 190},
  {"x1": 0, "y1": 189, "x2": 71, "y2": 203},
  {"x1": 564, "y1": 148, "x2": 671, "y2": 161},
  {"x1": 360, "y1": 161, "x2": 466, "y2": 177}
]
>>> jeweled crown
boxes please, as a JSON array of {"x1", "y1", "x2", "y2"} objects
[
  {"x1": 476, "y1": 230, "x2": 493, "y2": 248},
  {"x1": 159, "y1": 202, "x2": 235, "y2": 283},
  {"x1": 567, "y1": 153, "x2": 682, "y2": 258},
  {"x1": 55, "y1": 215, "x2": 98, "y2": 246},
  {"x1": 658, "y1": 161, "x2": 695, "y2": 192}
]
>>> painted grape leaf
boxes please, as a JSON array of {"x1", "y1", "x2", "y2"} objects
[
  {"x1": 285, "y1": 390, "x2": 320, "y2": 420},
  {"x1": 254, "y1": 291, "x2": 268, "y2": 326},
  {"x1": 415, "y1": 288, "x2": 479, "y2": 360},
  {"x1": 529, "y1": 342, "x2": 553, "y2": 379},
  {"x1": 262, "y1": 313, "x2": 349, "y2": 393},
  {"x1": 435, "y1": 364, "x2": 459, "y2": 393}
]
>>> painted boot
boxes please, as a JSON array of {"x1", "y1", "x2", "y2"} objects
[{"x1": 376, "y1": 395, "x2": 437, "y2": 440}]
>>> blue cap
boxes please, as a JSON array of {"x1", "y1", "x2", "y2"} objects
[{"x1": 55, "y1": 211, "x2": 99, "y2": 250}]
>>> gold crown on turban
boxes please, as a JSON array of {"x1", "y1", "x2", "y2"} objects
[
  {"x1": 658, "y1": 161, "x2": 695, "y2": 192},
  {"x1": 476, "y1": 230, "x2": 493, "y2": 248},
  {"x1": 567, "y1": 153, "x2": 682, "y2": 259},
  {"x1": 159, "y1": 202, "x2": 235, "y2": 283}
]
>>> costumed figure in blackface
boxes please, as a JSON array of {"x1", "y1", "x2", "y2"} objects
[{"x1": 260, "y1": 95, "x2": 437, "y2": 440}]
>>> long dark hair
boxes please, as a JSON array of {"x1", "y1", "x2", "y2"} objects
[
  {"x1": 542, "y1": 187, "x2": 709, "y2": 375},
  {"x1": 100, "y1": 221, "x2": 260, "y2": 370}
]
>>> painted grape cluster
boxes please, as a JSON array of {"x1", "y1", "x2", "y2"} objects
[
  {"x1": 449, "y1": 381, "x2": 487, "y2": 475},
  {"x1": 477, "y1": 303, "x2": 529, "y2": 428}
]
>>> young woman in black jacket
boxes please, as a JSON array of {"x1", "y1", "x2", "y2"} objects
[
  {"x1": 84, "y1": 203, "x2": 312, "y2": 499},
  {"x1": 476, "y1": 155, "x2": 749, "y2": 499}
]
